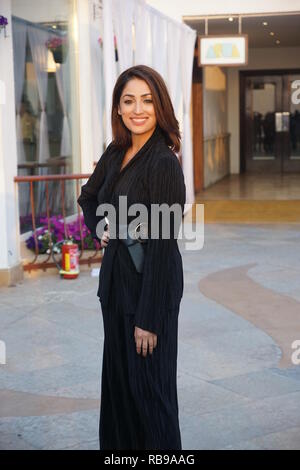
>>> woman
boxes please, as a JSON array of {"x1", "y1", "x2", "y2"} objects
[{"x1": 77, "y1": 65, "x2": 186, "y2": 450}]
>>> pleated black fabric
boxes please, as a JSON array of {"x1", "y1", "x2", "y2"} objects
[{"x1": 77, "y1": 124, "x2": 186, "y2": 450}]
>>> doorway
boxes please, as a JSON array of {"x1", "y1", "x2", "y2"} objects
[{"x1": 240, "y1": 70, "x2": 300, "y2": 173}]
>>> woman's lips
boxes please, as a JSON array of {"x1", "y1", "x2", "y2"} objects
[{"x1": 130, "y1": 118, "x2": 148, "y2": 126}]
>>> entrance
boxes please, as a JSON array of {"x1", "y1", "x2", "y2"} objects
[{"x1": 240, "y1": 70, "x2": 300, "y2": 173}]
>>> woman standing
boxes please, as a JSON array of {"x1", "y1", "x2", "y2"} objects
[{"x1": 77, "y1": 65, "x2": 186, "y2": 450}]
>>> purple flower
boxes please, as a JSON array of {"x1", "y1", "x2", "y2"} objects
[
  {"x1": 0, "y1": 16, "x2": 8, "y2": 27},
  {"x1": 25, "y1": 213, "x2": 98, "y2": 254}
]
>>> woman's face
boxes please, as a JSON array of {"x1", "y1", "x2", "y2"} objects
[{"x1": 118, "y1": 78, "x2": 157, "y2": 136}]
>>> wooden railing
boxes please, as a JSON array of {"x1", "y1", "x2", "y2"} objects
[{"x1": 14, "y1": 173, "x2": 102, "y2": 272}]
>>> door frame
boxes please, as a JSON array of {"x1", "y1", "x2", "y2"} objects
[
  {"x1": 240, "y1": 68, "x2": 300, "y2": 173},
  {"x1": 192, "y1": 57, "x2": 203, "y2": 192}
]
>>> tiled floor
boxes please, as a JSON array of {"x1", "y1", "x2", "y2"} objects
[{"x1": 1, "y1": 223, "x2": 300, "y2": 449}]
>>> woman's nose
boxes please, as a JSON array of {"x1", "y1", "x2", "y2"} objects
[{"x1": 134, "y1": 101, "x2": 143, "y2": 113}]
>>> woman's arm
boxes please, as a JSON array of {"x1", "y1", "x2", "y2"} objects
[
  {"x1": 77, "y1": 144, "x2": 113, "y2": 242},
  {"x1": 134, "y1": 155, "x2": 186, "y2": 335}
]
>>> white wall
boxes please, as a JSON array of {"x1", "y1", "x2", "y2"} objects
[{"x1": 146, "y1": 0, "x2": 300, "y2": 21}]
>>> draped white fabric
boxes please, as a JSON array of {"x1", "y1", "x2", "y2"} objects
[
  {"x1": 55, "y1": 54, "x2": 71, "y2": 157},
  {"x1": 28, "y1": 26, "x2": 50, "y2": 165},
  {"x1": 149, "y1": 10, "x2": 167, "y2": 78},
  {"x1": 12, "y1": 20, "x2": 27, "y2": 165},
  {"x1": 102, "y1": 0, "x2": 117, "y2": 144},
  {"x1": 98, "y1": 0, "x2": 196, "y2": 206},
  {"x1": 112, "y1": 0, "x2": 135, "y2": 73},
  {"x1": 90, "y1": 22, "x2": 104, "y2": 159},
  {"x1": 166, "y1": 21, "x2": 181, "y2": 106},
  {"x1": 180, "y1": 28, "x2": 196, "y2": 207},
  {"x1": 134, "y1": 0, "x2": 151, "y2": 66}
]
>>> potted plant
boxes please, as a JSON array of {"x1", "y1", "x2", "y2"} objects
[
  {"x1": 45, "y1": 36, "x2": 68, "y2": 64},
  {"x1": 25, "y1": 214, "x2": 101, "y2": 254}
]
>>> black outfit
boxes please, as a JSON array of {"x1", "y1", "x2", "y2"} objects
[{"x1": 77, "y1": 124, "x2": 186, "y2": 450}]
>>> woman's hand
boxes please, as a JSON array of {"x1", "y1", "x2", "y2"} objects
[
  {"x1": 134, "y1": 326, "x2": 157, "y2": 357},
  {"x1": 101, "y1": 229, "x2": 110, "y2": 248}
]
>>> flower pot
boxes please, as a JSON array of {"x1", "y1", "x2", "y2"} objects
[{"x1": 52, "y1": 48, "x2": 63, "y2": 64}]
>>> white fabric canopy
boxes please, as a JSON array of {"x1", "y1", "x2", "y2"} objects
[
  {"x1": 134, "y1": 0, "x2": 151, "y2": 66},
  {"x1": 90, "y1": 21, "x2": 104, "y2": 159},
  {"x1": 112, "y1": 0, "x2": 135, "y2": 73},
  {"x1": 102, "y1": 0, "x2": 117, "y2": 145},
  {"x1": 166, "y1": 20, "x2": 181, "y2": 106},
  {"x1": 149, "y1": 9, "x2": 167, "y2": 78},
  {"x1": 98, "y1": 0, "x2": 196, "y2": 207},
  {"x1": 180, "y1": 28, "x2": 196, "y2": 207}
]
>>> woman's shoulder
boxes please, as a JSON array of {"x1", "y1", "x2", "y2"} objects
[
  {"x1": 95, "y1": 141, "x2": 119, "y2": 167},
  {"x1": 152, "y1": 142, "x2": 182, "y2": 173}
]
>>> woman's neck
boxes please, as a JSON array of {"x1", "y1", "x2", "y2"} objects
[{"x1": 130, "y1": 125, "x2": 156, "y2": 153}]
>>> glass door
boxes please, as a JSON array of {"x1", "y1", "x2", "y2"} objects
[
  {"x1": 242, "y1": 72, "x2": 300, "y2": 173},
  {"x1": 282, "y1": 74, "x2": 300, "y2": 172},
  {"x1": 244, "y1": 75, "x2": 282, "y2": 172}
]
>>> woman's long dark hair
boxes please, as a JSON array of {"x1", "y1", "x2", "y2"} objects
[{"x1": 111, "y1": 65, "x2": 181, "y2": 153}]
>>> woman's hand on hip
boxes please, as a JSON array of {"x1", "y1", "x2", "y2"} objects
[
  {"x1": 134, "y1": 326, "x2": 157, "y2": 357},
  {"x1": 101, "y1": 229, "x2": 110, "y2": 248}
]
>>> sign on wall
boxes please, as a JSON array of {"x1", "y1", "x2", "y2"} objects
[{"x1": 198, "y1": 34, "x2": 248, "y2": 67}]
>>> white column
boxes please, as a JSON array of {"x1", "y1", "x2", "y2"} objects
[{"x1": 0, "y1": 0, "x2": 23, "y2": 285}]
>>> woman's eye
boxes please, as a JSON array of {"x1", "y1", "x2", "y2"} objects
[{"x1": 123, "y1": 99, "x2": 153, "y2": 104}]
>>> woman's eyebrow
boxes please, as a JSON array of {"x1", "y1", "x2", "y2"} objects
[{"x1": 122, "y1": 93, "x2": 152, "y2": 98}]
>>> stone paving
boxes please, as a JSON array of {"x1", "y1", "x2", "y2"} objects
[{"x1": 1, "y1": 223, "x2": 300, "y2": 450}]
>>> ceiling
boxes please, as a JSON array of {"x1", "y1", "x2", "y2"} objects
[{"x1": 184, "y1": 14, "x2": 300, "y2": 48}]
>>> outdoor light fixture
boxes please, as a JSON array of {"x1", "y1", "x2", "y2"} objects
[
  {"x1": 0, "y1": 15, "x2": 8, "y2": 37},
  {"x1": 262, "y1": 21, "x2": 268, "y2": 26}
]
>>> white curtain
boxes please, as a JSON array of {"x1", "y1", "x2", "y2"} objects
[
  {"x1": 166, "y1": 21, "x2": 182, "y2": 106},
  {"x1": 28, "y1": 26, "x2": 50, "y2": 165},
  {"x1": 149, "y1": 10, "x2": 167, "y2": 80},
  {"x1": 55, "y1": 53, "x2": 71, "y2": 157},
  {"x1": 102, "y1": 0, "x2": 117, "y2": 144},
  {"x1": 134, "y1": 0, "x2": 151, "y2": 66},
  {"x1": 112, "y1": 0, "x2": 135, "y2": 73},
  {"x1": 90, "y1": 20, "x2": 104, "y2": 159},
  {"x1": 12, "y1": 20, "x2": 27, "y2": 165},
  {"x1": 180, "y1": 27, "x2": 196, "y2": 208},
  {"x1": 99, "y1": 0, "x2": 196, "y2": 207}
]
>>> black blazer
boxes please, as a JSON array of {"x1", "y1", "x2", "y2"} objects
[{"x1": 77, "y1": 125, "x2": 186, "y2": 335}]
